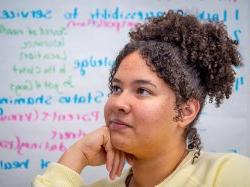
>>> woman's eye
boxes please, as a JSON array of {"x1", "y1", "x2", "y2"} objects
[
  {"x1": 137, "y1": 88, "x2": 151, "y2": 96},
  {"x1": 110, "y1": 85, "x2": 122, "y2": 94}
]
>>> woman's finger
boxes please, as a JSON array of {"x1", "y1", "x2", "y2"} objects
[
  {"x1": 116, "y1": 151, "x2": 125, "y2": 177},
  {"x1": 102, "y1": 128, "x2": 115, "y2": 172},
  {"x1": 109, "y1": 150, "x2": 121, "y2": 180},
  {"x1": 105, "y1": 144, "x2": 114, "y2": 172}
]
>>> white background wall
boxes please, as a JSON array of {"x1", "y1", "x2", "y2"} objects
[{"x1": 0, "y1": 1, "x2": 249, "y2": 186}]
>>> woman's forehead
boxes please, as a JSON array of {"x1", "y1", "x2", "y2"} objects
[
  {"x1": 114, "y1": 52, "x2": 170, "y2": 88},
  {"x1": 116, "y1": 52, "x2": 155, "y2": 77}
]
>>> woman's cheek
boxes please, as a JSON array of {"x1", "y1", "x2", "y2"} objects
[
  {"x1": 134, "y1": 104, "x2": 158, "y2": 124},
  {"x1": 104, "y1": 100, "x2": 111, "y2": 124},
  {"x1": 137, "y1": 102, "x2": 170, "y2": 127}
]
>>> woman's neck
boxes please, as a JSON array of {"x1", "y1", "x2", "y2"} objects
[{"x1": 128, "y1": 144, "x2": 188, "y2": 187}]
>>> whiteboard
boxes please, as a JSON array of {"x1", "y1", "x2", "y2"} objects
[{"x1": 0, "y1": 1, "x2": 249, "y2": 186}]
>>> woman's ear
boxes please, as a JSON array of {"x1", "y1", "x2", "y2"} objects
[{"x1": 178, "y1": 99, "x2": 200, "y2": 128}]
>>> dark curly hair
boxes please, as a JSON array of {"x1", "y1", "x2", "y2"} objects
[{"x1": 108, "y1": 10, "x2": 242, "y2": 163}]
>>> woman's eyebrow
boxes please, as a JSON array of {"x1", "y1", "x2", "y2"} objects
[
  {"x1": 112, "y1": 78, "x2": 122, "y2": 84},
  {"x1": 112, "y1": 78, "x2": 157, "y2": 88},
  {"x1": 132, "y1": 80, "x2": 157, "y2": 88}
]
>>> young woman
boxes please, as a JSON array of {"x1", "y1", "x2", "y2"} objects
[{"x1": 33, "y1": 10, "x2": 250, "y2": 187}]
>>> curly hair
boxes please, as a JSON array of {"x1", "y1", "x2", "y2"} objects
[{"x1": 108, "y1": 10, "x2": 242, "y2": 162}]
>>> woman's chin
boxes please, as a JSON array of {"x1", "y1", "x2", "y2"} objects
[{"x1": 110, "y1": 134, "x2": 130, "y2": 151}]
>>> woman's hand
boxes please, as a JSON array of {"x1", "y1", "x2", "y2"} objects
[{"x1": 58, "y1": 126, "x2": 126, "y2": 180}]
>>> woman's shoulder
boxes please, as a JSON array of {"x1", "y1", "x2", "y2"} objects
[
  {"x1": 156, "y1": 151, "x2": 250, "y2": 187},
  {"x1": 197, "y1": 151, "x2": 250, "y2": 166},
  {"x1": 193, "y1": 151, "x2": 250, "y2": 174},
  {"x1": 192, "y1": 151, "x2": 250, "y2": 186}
]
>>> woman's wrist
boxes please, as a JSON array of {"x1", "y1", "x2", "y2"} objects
[{"x1": 58, "y1": 148, "x2": 88, "y2": 174}]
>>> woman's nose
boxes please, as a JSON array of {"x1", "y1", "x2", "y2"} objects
[{"x1": 112, "y1": 92, "x2": 131, "y2": 114}]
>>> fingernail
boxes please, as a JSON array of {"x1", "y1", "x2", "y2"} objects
[
  {"x1": 110, "y1": 174, "x2": 116, "y2": 180},
  {"x1": 106, "y1": 164, "x2": 111, "y2": 172}
]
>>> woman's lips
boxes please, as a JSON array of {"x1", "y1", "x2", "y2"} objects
[{"x1": 108, "y1": 119, "x2": 131, "y2": 130}]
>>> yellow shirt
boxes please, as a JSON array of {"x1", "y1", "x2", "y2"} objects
[{"x1": 33, "y1": 151, "x2": 250, "y2": 187}]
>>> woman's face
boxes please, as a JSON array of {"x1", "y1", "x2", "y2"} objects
[{"x1": 104, "y1": 51, "x2": 182, "y2": 159}]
